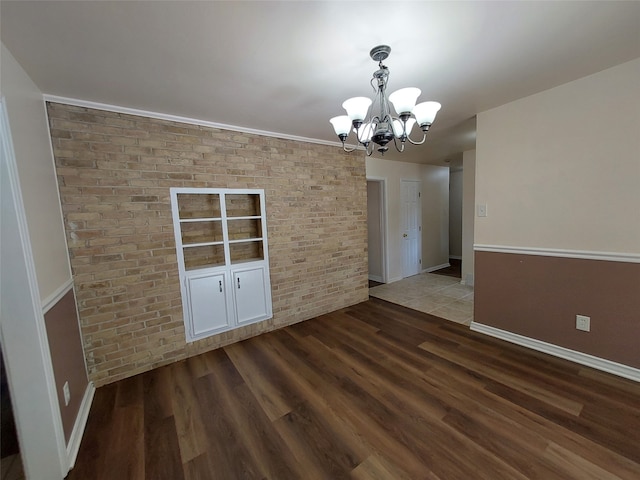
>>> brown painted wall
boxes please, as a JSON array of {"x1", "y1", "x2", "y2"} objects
[
  {"x1": 475, "y1": 251, "x2": 640, "y2": 369},
  {"x1": 44, "y1": 288, "x2": 88, "y2": 442},
  {"x1": 47, "y1": 102, "x2": 368, "y2": 386}
]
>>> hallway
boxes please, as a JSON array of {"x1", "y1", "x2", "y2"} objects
[{"x1": 368, "y1": 272, "x2": 474, "y2": 326}]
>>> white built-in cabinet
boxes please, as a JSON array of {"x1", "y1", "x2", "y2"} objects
[{"x1": 170, "y1": 188, "x2": 272, "y2": 342}]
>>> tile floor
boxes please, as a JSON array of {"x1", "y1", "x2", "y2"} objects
[{"x1": 368, "y1": 273, "x2": 474, "y2": 326}]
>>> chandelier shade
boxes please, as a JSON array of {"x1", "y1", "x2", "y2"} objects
[
  {"x1": 342, "y1": 97, "x2": 372, "y2": 123},
  {"x1": 413, "y1": 101, "x2": 442, "y2": 126},
  {"x1": 330, "y1": 45, "x2": 441, "y2": 155},
  {"x1": 329, "y1": 115, "x2": 352, "y2": 137},
  {"x1": 392, "y1": 118, "x2": 416, "y2": 138},
  {"x1": 388, "y1": 87, "x2": 421, "y2": 116}
]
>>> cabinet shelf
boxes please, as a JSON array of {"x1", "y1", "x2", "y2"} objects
[
  {"x1": 230, "y1": 257, "x2": 266, "y2": 265},
  {"x1": 228, "y1": 238, "x2": 262, "y2": 244},
  {"x1": 227, "y1": 215, "x2": 261, "y2": 220},
  {"x1": 182, "y1": 240, "x2": 225, "y2": 248},
  {"x1": 179, "y1": 217, "x2": 223, "y2": 223}
]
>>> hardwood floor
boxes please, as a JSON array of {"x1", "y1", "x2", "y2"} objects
[
  {"x1": 430, "y1": 258, "x2": 462, "y2": 279},
  {"x1": 67, "y1": 298, "x2": 640, "y2": 480}
]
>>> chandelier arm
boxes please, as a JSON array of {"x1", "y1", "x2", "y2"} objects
[
  {"x1": 406, "y1": 129, "x2": 428, "y2": 146},
  {"x1": 365, "y1": 142, "x2": 375, "y2": 156},
  {"x1": 341, "y1": 142, "x2": 358, "y2": 153},
  {"x1": 391, "y1": 135, "x2": 406, "y2": 153}
]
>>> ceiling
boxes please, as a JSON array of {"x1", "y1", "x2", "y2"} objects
[{"x1": 2, "y1": 1, "x2": 639, "y2": 165}]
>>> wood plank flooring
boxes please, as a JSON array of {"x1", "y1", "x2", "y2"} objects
[{"x1": 67, "y1": 298, "x2": 640, "y2": 479}]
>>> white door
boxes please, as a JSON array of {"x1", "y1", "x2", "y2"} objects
[
  {"x1": 401, "y1": 180, "x2": 421, "y2": 278},
  {"x1": 233, "y1": 266, "x2": 269, "y2": 325},
  {"x1": 187, "y1": 272, "x2": 230, "y2": 338}
]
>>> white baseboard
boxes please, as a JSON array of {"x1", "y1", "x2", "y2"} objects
[
  {"x1": 423, "y1": 263, "x2": 450, "y2": 273},
  {"x1": 66, "y1": 382, "x2": 95, "y2": 471},
  {"x1": 368, "y1": 274, "x2": 383, "y2": 283},
  {"x1": 449, "y1": 255, "x2": 462, "y2": 260},
  {"x1": 470, "y1": 322, "x2": 640, "y2": 383}
]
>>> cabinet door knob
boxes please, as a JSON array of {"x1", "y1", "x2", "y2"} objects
[
  {"x1": 219, "y1": 280, "x2": 222, "y2": 293},
  {"x1": 237, "y1": 277, "x2": 241, "y2": 289}
]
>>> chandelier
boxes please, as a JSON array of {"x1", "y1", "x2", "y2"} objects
[{"x1": 330, "y1": 45, "x2": 441, "y2": 156}]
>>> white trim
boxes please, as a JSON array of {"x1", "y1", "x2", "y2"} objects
[
  {"x1": 423, "y1": 263, "x2": 450, "y2": 273},
  {"x1": 473, "y1": 244, "x2": 639, "y2": 263},
  {"x1": 43, "y1": 94, "x2": 351, "y2": 149},
  {"x1": 470, "y1": 322, "x2": 640, "y2": 383},
  {"x1": 66, "y1": 382, "x2": 95, "y2": 470},
  {"x1": 449, "y1": 255, "x2": 462, "y2": 260},
  {"x1": 387, "y1": 276, "x2": 404, "y2": 284},
  {"x1": 368, "y1": 275, "x2": 383, "y2": 283},
  {"x1": 42, "y1": 278, "x2": 74, "y2": 314}
]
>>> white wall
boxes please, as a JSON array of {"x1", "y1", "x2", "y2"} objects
[
  {"x1": 476, "y1": 58, "x2": 640, "y2": 253},
  {"x1": 1, "y1": 44, "x2": 72, "y2": 301},
  {"x1": 449, "y1": 169, "x2": 463, "y2": 258},
  {"x1": 422, "y1": 164, "x2": 450, "y2": 270},
  {"x1": 461, "y1": 150, "x2": 476, "y2": 285},
  {"x1": 366, "y1": 157, "x2": 449, "y2": 282}
]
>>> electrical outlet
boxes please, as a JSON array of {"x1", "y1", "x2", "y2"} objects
[
  {"x1": 63, "y1": 381, "x2": 71, "y2": 406},
  {"x1": 576, "y1": 315, "x2": 590, "y2": 332}
]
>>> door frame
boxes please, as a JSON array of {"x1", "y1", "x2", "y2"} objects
[
  {"x1": 0, "y1": 97, "x2": 68, "y2": 478},
  {"x1": 366, "y1": 177, "x2": 388, "y2": 284}
]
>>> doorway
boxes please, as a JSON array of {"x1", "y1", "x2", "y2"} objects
[{"x1": 366, "y1": 179, "x2": 387, "y2": 284}]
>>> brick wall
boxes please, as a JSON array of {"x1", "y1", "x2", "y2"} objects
[{"x1": 47, "y1": 102, "x2": 368, "y2": 386}]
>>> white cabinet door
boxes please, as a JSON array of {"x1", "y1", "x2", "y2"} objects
[
  {"x1": 233, "y1": 266, "x2": 270, "y2": 325},
  {"x1": 187, "y1": 272, "x2": 230, "y2": 338}
]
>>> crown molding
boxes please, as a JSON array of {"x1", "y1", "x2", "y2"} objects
[{"x1": 42, "y1": 94, "x2": 356, "y2": 150}]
